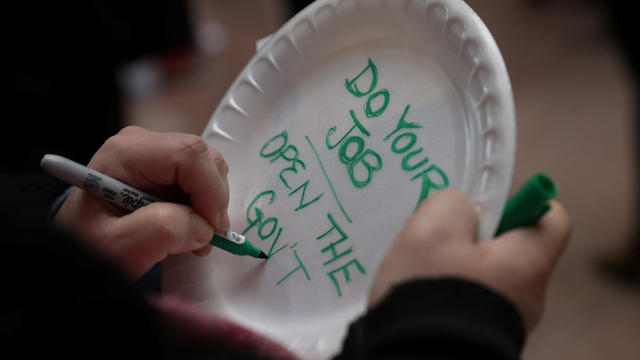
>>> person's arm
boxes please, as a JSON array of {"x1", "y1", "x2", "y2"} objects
[
  {"x1": 337, "y1": 278, "x2": 524, "y2": 360},
  {"x1": 4, "y1": 126, "x2": 300, "y2": 359},
  {"x1": 46, "y1": 127, "x2": 570, "y2": 359},
  {"x1": 336, "y1": 189, "x2": 571, "y2": 359}
]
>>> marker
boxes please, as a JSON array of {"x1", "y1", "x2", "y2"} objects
[
  {"x1": 495, "y1": 172, "x2": 558, "y2": 236},
  {"x1": 40, "y1": 154, "x2": 268, "y2": 259}
]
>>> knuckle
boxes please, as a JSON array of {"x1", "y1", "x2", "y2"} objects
[
  {"x1": 119, "y1": 125, "x2": 144, "y2": 136},
  {"x1": 403, "y1": 215, "x2": 454, "y2": 246},
  {"x1": 100, "y1": 134, "x2": 127, "y2": 154},
  {"x1": 423, "y1": 222, "x2": 458, "y2": 243},
  {"x1": 429, "y1": 188, "x2": 469, "y2": 208},
  {"x1": 432, "y1": 189, "x2": 478, "y2": 235},
  {"x1": 92, "y1": 126, "x2": 149, "y2": 169},
  {"x1": 176, "y1": 135, "x2": 209, "y2": 158},
  {"x1": 409, "y1": 209, "x2": 474, "y2": 242},
  {"x1": 101, "y1": 126, "x2": 145, "y2": 153},
  {"x1": 443, "y1": 189, "x2": 477, "y2": 219},
  {"x1": 208, "y1": 147, "x2": 224, "y2": 160},
  {"x1": 439, "y1": 187, "x2": 467, "y2": 201},
  {"x1": 213, "y1": 156, "x2": 229, "y2": 175}
]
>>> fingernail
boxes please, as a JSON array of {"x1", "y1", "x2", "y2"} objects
[{"x1": 193, "y1": 214, "x2": 215, "y2": 244}]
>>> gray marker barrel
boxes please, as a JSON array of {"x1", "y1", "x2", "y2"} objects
[{"x1": 40, "y1": 154, "x2": 161, "y2": 212}]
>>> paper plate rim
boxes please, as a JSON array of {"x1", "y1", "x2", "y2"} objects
[
  {"x1": 195, "y1": 0, "x2": 516, "y2": 357},
  {"x1": 205, "y1": 0, "x2": 516, "y2": 240}
]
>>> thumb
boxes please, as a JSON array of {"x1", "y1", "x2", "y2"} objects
[
  {"x1": 492, "y1": 200, "x2": 571, "y2": 273},
  {"x1": 108, "y1": 202, "x2": 214, "y2": 278},
  {"x1": 485, "y1": 200, "x2": 571, "y2": 331}
]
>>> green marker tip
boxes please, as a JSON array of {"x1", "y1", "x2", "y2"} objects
[{"x1": 258, "y1": 251, "x2": 268, "y2": 259}]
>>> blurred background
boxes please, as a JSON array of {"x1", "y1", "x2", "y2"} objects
[{"x1": 7, "y1": 0, "x2": 639, "y2": 358}]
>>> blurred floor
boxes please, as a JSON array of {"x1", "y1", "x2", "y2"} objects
[{"x1": 125, "y1": 0, "x2": 640, "y2": 359}]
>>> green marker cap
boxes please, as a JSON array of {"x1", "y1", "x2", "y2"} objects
[
  {"x1": 210, "y1": 231, "x2": 266, "y2": 258},
  {"x1": 495, "y1": 172, "x2": 557, "y2": 236}
]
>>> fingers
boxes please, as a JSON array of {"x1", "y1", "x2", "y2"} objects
[
  {"x1": 483, "y1": 201, "x2": 571, "y2": 332},
  {"x1": 493, "y1": 200, "x2": 571, "y2": 269},
  {"x1": 369, "y1": 189, "x2": 479, "y2": 307},
  {"x1": 404, "y1": 188, "x2": 479, "y2": 243},
  {"x1": 108, "y1": 202, "x2": 214, "y2": 278},
  {"x1": 534, "y1": 200, "x2": 572, "y2": 262},
  {"x1": 89, "y1": 126, "x2": 230, "y2": 232}
]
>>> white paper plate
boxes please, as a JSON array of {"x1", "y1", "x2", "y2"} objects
[{"x1": 163, "y1": 0, "x2": 515, "y2": 359}]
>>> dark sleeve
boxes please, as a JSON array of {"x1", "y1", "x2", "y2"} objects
[
  {"x1": 2, "y1": 186, "x2": 168, "y2": 358},
  {"x1": 334, "y1": 278, "x2": 525, "y2": 360},
  {"x1": 0, "y1": 173, "x2": 69, "y2": 221}
]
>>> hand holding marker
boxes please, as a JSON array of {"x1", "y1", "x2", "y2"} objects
[{"x1": 40, "y1": 154, "x2": 268, "y2": 259}]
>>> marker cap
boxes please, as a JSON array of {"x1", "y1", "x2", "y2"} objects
[
  {"x1": 496, "y1": 172, "x2": 558, "y2": 235},
  {"x1": 210, "y1": 231, "x2": 262, "y2": 257}
]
